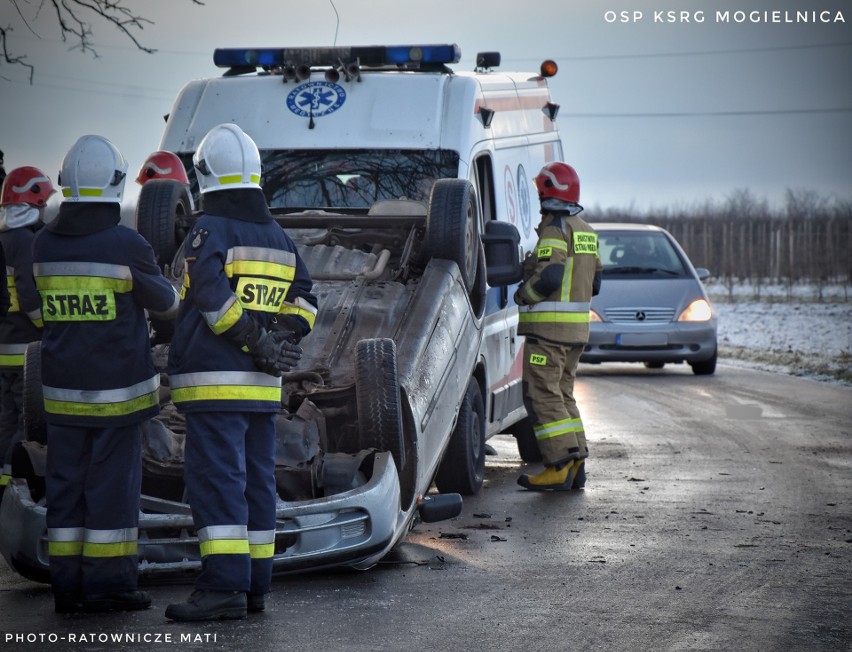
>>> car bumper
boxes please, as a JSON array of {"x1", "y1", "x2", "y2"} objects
[
  {"x1": 0, "y1": 451, "x2": 402, "y2": 582},
  {"x1": 581, "y1": 322, "x2": 717, "y2": 364}
]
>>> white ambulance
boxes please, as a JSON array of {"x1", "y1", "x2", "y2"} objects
[{"x1": 154, "y1": 43, "x2": 563, "y2": 458}]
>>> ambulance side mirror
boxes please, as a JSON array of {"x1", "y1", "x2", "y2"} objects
[{"x1": 482, "y1": 221, "x2": 523, "y2": 287}]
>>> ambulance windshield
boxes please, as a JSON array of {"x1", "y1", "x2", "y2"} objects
[
  {"x1": 178, "y1": 149, "x2": 459, "y2": 211},
  {"x1": 261, "y1": 149, "x2": 459, "y2": 210}
]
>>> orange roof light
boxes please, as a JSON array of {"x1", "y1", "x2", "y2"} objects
[{"x1": 540, "y1": 59, "x2": 558, "y2": 77}]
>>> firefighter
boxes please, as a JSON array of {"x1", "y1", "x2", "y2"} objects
[
  {"x1": 165, "y1": 124, "x2": 317, "y2": 621},
  {"x1": 0, "y1": 167, "x2": 53, "y2": 497},
  {"x1": 32, "y1": 135, "x2": 180, "y2": 613},
  {"x1": 514, "y1": 162, "x2": 602, "y2": 491}
]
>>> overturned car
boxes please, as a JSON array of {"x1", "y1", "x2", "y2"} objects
[{"x1": 0, "y1": 177, "x2": 522, "y2": 583}]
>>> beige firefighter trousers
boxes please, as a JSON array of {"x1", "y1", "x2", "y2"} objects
[{"x1": 521, "y1": 338, "x2": 589, "y2": 466}]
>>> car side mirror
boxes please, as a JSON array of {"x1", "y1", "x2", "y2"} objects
[
  {"x1": 481, "y1": 221, "x2": 523, "y2": 286},
  {"x1": 694, "y1": 267, "x2": 711, "y2": 281}
]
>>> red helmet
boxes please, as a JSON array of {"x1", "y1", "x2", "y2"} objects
[
  {"x1": 535, "y1": 162, "x2": 580, "y2": 204},
  {"x1": 135, "y1": 151, "x2": 189, "y2": 185},
  {"x1": 1, "y1": 166, "x2": 56, "y2": 207}
]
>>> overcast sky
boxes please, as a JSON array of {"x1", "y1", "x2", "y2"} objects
[{"x1": 2, "y1": 0, "x2": 850, "y2": 213}]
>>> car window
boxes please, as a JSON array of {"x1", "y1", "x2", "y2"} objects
[{"x1": 598, "y1": 231, "x2": 688, "y2": 277}]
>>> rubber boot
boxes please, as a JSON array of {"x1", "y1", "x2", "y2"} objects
[
  {"x1": 517, "y1": 460, "x2": 578, "y2": 491},
  {"x1": 247, "y1": 593, "x2": 266, "y2": 613},
  {"x1": 165, "y1": 590, "x2": 247, "y2": 622},
  {"x1": 573, "y1": 459, "x2": 586, "y2": 489},
  {"x1": 54, "y1": 592, "x2": 85, "y2": 614}
]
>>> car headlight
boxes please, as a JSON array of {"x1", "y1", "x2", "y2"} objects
[
  {"x1": 589, "y1": 309, "x2": 602, "y2": 322},
  {"x1": 678, "y1": 299, "x2": 713, "y2": 322}
]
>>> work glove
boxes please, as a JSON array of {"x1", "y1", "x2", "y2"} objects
[
  {"x1": 271, "y1": 314, "x2": 309, "y2": 344},
  {"x1": 252, "y1": 329, "x2": 303, "y2": 377}
]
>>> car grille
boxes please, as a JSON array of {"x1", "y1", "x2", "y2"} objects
[{"x1": 605, "y1": 308, "x2": 675, "y2": 323}]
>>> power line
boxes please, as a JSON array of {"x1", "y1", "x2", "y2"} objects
[
  {"x1": 503, "y1": 40, "x2": 852, "y2": 62},
  {"x1": 565, "y1": 107, "x2": 852, "y2": 118}
]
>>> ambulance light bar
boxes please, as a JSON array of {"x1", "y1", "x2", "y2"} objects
[{"x1": 213, "y1": 44, "x2": 461, "y2": 70}]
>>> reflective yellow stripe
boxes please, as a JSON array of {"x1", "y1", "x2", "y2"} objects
[
  {"x1": 0, "y1": 344, "x2": 27, "y2": 367},
  {"x1": 540, "y1": 238, "x2": 568, "y2": 249},
  {"x1": 27, "y1": 307, "x2": 44, "y2": 327},
  {"x1": 521, "y1": 283, "x2": 545, "y2": 303},
  {"x1": 200, "y1": 539, "x2": 250, "y2": 556},
  {"x1": 6, "y1": 275, "x2": 20, "y2": 312},
  {"x1": 562, "y1": 255, "x2": 574, "y2": 302},
  {"x1": 171, "y1": 385, "x2": 281, "y2": 403},
  {"x1": 48, "y1": 527, "x2": 85, "y2": 556},
  {"x1": 279, "y1": 303, "x2": 316, "y2": 328},
  {"x1": 218, "y1": 173, "x2": 261, "y2": 186},
  {"x1": 49, "y1": 541, "x2": 84, "y2": 556},
  {"x1": 207, "y1": 296, "x2": 244, "y2": 334},
  {"x1": 34, "y1": 262, "x2": 133, "y2": 288},
  {"x1": 248, "y1": 529, "x2": 275, "y2": 558},
  {"x1": 535, "y1": 417, "x2": 584, "y2": 440},
  {"x1": 42, "y1": 377, "x2": 159, "y2": 417},
  {"x1": 62, "y1": 187, "x2": 104, "y2": 198},
  {"x1": 44, "y1": 390, "x2": 158, "y2": 418},
  {"x1": 0, "y1": 474, "x2": 10, "y2": 486},
  {"x1": 198, "y1": 525, "x2": 250, "y2": 557},
  {"x1": 249, "y1": 543, "x2": 275, "y2": 559},
  {"x1": 227, "y1": 260, "x2": 296, "y2": 280},
  {"x1": 82, "y1": 541, "x2": 138, "y2": 558},
  {"x1": 518, "y1": 312, "x2": 590, "y2": 324},
  {"x1": 170, "y1": 371, "x2": 281, "y2": 404},
  {"x1": 37, "y1": 275, "x2": 131, "y2": 292}
]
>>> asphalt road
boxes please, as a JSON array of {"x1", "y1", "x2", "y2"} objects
[{"x1": 1, "y1": 362, "x2": 850, "y2": 651}]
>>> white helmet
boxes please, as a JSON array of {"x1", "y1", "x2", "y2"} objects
[
  {"x1": 59, "y1": 135, "x2": 128, "y2": 203},
  {"x1": 193, "y1": 123, "x2": 261, "y2": 194}
]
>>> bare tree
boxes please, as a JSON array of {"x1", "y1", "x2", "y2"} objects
[{"x1": 1, "y1": 0, "x2": 204, "y2": 84}]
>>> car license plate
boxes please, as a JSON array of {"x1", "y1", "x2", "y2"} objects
[{"x1": 616, "y1": 333, "x2": 668, "y2": 346}]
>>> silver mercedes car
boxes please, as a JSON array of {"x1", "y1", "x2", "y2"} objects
[{"x1": 581, "y1": 223, "x2": 718, "y2": 375}]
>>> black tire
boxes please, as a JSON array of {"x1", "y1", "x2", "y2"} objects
[
  {"x1": 426, "y1": 179, "x2": 480, "y2": 293},
  {"x1": 355, "y1": 338, "x2": 405, "y2": 474},
  {"x1": 509, "y1": 416, "x2": 542, "y2": 463},
  {"x1": 135, "y1": 180, "x2": 192, "y2": 268},
  {"x1": 691, "y1": 347, "x2": 718, "y2": 376},
  {"x1": 434, "y1": 379, "x2": 486, "y2": 496},
  {"x1": 22, "y1": 342, "x2": 46, "y2": 445}
]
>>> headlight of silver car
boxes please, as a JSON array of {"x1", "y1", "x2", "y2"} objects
[{"x1": 677, "y1": 299, "x2": 713, "y2": 322}]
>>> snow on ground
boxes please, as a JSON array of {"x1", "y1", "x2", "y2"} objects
[{"x1": 705, "y1": 282, "x2": 852, "y2": 385}]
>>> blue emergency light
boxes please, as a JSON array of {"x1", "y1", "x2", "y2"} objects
[{"x1": 213, "y1": 44, "x2": 461, "y2": 70}]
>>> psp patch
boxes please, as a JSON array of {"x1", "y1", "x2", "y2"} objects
[
  {"x1": 529, "y1": 353, "x2": 548, "y2": 366},
  {"x1": 190, "y1": 228, "x2": 209, "y2": 250},
  {"x1": 287, "y1": 81, "x2": 347, "y2": 118}
]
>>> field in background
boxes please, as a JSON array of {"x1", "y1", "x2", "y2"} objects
[{"x1": 706, "y1": 281, "x2": 851, "y2": 385}]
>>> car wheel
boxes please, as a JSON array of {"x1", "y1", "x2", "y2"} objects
[
  {"x1": 135, "y1": 179, "x2": 193, "y2": 269},
  {"x1": 690, "y1": 347, "x2": 718, "y2": 375},
  {"x1": 508, "y1": 416, "x2": 543, "y2": 463},
  {"x1": 355, "y1": 338, "x2": 405, "y2": 475},
  {"x1": 22, "y1": 342, "x2": 46, "y2": 444},
  {"x1": 644, "y1": 361, "x2": 665, "y2": 369},
  {"x1": 426, "y1": 179, "x2": 480, "y2": 294},
  {"x1": 434, "y1": 379, "x2": 486, "y2": 496}
]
